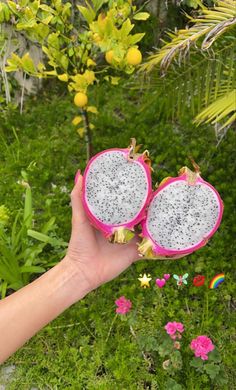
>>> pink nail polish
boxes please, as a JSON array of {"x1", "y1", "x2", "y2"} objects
[{"x1": 74, "y1": 169, "x2": 81, "y2": 184}]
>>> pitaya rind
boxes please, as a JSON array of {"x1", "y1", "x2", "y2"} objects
[
  {"x1": 82, "y1": 139, "x2": 152, "y2": 243},
  {"x1": 138, "y1": 163, "x2": 224, "y2": 258}
]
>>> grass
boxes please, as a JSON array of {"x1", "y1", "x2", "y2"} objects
[{"x1": 0, "y1": 80, "x2": 235, "y2": 389}]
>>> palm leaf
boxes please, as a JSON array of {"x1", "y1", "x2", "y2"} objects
[
  {"x1": 138, "y1": 41, "x2": 236, "y2": 122},
  {"x1": 195, "y1": 89, "x2": 236, "y2": 129},
  {"x1": 141, "y1": 0, "x2": 236, "y2": 73}
]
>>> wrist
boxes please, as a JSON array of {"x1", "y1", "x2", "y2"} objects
[{"x1": 60, "y1": 256, "x2": 92, "y2": 305}]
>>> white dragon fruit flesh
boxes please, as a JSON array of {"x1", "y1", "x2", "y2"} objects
[
  {"x1": 138, "y1": 164, "x2": 224, "y2": 258},
  {"x1": 82, "y1": 139, "x2": 152, "y2": 243}
]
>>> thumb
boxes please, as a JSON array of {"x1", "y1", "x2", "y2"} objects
[
  {"x1": 70, "y1": 173, "x2": 88, "y2": 226},
  {"x1": 118, "y1": 236, "x2": 140, "y2": 265}
]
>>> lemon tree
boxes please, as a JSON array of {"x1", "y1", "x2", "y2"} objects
[{"x1": 0, "y1": 0, "x2": 150, "y2": 159}]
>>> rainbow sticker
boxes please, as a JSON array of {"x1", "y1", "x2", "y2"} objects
[{"x1": 209, "y1": 273, "x2": 225, "y2": 289}]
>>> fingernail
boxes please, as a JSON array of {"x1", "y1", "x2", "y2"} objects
[{"x1": 74, "y1": 169, "x2": 81, "y2": 184}]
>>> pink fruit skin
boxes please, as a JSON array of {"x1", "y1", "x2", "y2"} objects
[
  {"x1": 82, "y1": 148, "x2": 153, "y2": 238},
  {"x1": 141, "y1": 172, "x2": 224, "y2": 256}
]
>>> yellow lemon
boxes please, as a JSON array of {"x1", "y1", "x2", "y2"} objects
[
  {"x1": 74, "y1": 92, "x2": 88, "y2": 108},
  {"x1": 126, "y1": 48, "x2": 142, "y2": 66},
  {"x1": 105, "y1": 50, "x2": 114, "y2": 64}
]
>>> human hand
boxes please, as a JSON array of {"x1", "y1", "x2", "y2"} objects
[{"x1": 63, "y1": 171, "x2": 140, "y2": 296}]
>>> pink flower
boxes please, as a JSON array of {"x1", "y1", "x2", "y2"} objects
[
  {"x1": 165, "y1": 322, "x2": 177, "y2": 335},
  {"x1": 176, "y1": 322, "x2": 184, "y2": 333},
  {"x1": 115, "y1": 296, "x2": 132, "y2": 315},
  {"x1": 190, "y1": 335, "x2": 215, "y2": 360},
  {"x1": 164, "y1": 321, "x2": 185, "y2": 337}
]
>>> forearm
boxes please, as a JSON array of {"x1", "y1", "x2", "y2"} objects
[{"x1": 0, "y1": 257, "x2": 90, "y2": 364}]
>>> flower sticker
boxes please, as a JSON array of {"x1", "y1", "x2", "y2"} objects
[{"x1": 193, "y1": 275, "x2": 205, "y2": 287}]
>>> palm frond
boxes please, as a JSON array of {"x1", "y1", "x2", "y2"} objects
[
  {"x1": 141, "y1": 0, "x2": 236, "y2": 73},
  {"x1": 202, "y1": 17, "x2": 236, "y2": 49},
  {"x1": 138, "y1": 41, "x2": 236, "y2": 121},
  {"x1": 195, "y1": 89, "x2": 236, "y2": 129}
]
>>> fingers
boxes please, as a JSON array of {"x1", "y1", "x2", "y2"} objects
[
  {"x1": 106, "y1": 237, "x2": 140, "y2": 278},
  {"x1": 121, "y1": 236, "x2": 140, "y2": 264}
]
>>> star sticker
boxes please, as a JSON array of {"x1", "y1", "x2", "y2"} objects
[{"x1": 138, "y1": 273, "x2": 152, "y2": 288}]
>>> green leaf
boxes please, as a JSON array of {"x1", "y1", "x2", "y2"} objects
[
  {"x1": 60, "y1": 54, "x2": 69, "y2": 70},
  {"x1": 41, "y1": 15, "x2": 53, "y2": 25},
  {"x1": 41, "y1": 217, "x2": 56, "y2": 234},
  {"x1": 34, "y1": 23, "x2": 50, "y2": 40},
  {"x1": 186, "y1": 0, "x2": 200, "y2": 9},
  {"x1": 165, "y1": 378, "x2": 184, "y2": 390},
  {"x1": 21, "y1": 53, "x2": 36, "y2": 74},
  {"x1": 6, "y1": 52, "x2": 22, "y2": 71},
  {"x1": 157, "y1": 338, "x2": 173, "y2": 356},
  {"x1": 0, "y1": 280, "x2": 8, "y2": 299},
  {"x1": 137, "y1": 335, "x2": 159, "y2": 351},
  {"x1": 0, "y1": 264, "x2": 15, "y2": 285},
  {"x1": 7, "y1": 1, "x2": 18, "y2": 15},
  {"x1": 91, "y1": 0, "x2": 107, "y2": 13},
  {"x1": 214, "y1": 367, "x2": 228, "y2": 385},
  {"x1": 21, "y1": 0, "x2": 31, "y2": 8},
  {"x1": 190, "y1": 357, "x2": 204, "y2": 370},
  {"x1": 27, "y1": 229, "x2": 68, "y2": 247},
  {"x1": 68, "y1": 47, "x2": 74, "y2": 57},
  {"x1": 195, "y1": 89, "x2": 236, "y2": 130},
  {"x1": 24, "y1": 186, "x2": 32, "y2": 229},
  {"x1": 39, "y1": 4, "x2": 56, "y2": 15},
  {"x1": 20, "y1": 265, "x2": 46, "y2": 274},
  {"x1": 5, "y1": 65, "x2": 18, "y2": 72},
  {"x1": 133, "y1": 12, "x2": 150, "y2": 21},
  {"x1": 120, "y1": 18, "x2": 134, "y2": 38},
  {"x1": 170, "y1": 350, "x2": 183, "y2": 370},
  {"x1": 0, "y1": 241, "x2": 20, "y2": 278},
  {"x1": 8, "y1": 280, "x2": 24, "y2": 290},
  {"x1": 128, "y1": 33, "x2": 145, "y2": 45},
  {"x1": 204, "y1": 363, "x2": 221, "y2": 379},
  {"x1": 62, "y1": 2, "x2": 71, "y2": 17},
  {"x1": 42, "y1": 45, "x2": 50, "y2": 56},
  {"x1": 208, "y1": 349, "x2": 222, "y2": 363},
  {"x1": 77, "y1": 4, "x2": 95, "y2": 24},
  {"x1": 17, "y1": 19, "x2": 37, "y2": 30},
  {"x1": 47, "y1": 32, "x2": 60, "y2": 50},
  {"x1": 30, "y1": 0, "x2": 40, "y2": 14},
  {"x1": 11, "y1": 210, "x2": 21, "y2": 248}
]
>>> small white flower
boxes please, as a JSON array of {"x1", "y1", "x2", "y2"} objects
[{"x1": 60, "y1": 186, "x2": 68, "y2": 193}]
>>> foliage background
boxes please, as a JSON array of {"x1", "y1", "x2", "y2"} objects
[{"x1": 0, "y1": 1, "x2": 235, "y2": 389}]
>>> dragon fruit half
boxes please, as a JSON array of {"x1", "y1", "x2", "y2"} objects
[
  {"x1": 138, "y1": 162, "x2": 224, "y2": 258},
  {"x1": 82, "y1": 139, "x2": 152, "y2": 243}
]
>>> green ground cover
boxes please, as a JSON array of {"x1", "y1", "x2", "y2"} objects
[{"x1": 0, "y1": 81, "x2": 235, "y2": 389}]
